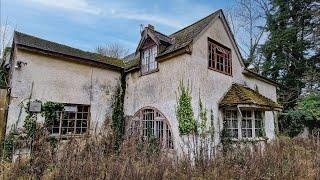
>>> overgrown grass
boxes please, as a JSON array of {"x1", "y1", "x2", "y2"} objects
[{"x1": 1, "y1": 128, "x2": 319, "y2": 179}]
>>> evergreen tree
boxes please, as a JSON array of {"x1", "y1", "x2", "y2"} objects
[{"x1": 261, "y1": 0, "x2": 319, "y2": 109}]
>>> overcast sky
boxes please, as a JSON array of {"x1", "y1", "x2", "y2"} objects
[{"x1": 1, "y1": 0, "x2": 236, "y2": 53}]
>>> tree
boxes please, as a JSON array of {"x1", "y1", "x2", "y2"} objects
[
  {"x1": 226, "y1": 0, "x2": 270, "y2": 70},
  {"x1": 261, "y1": 0, "x2": 319, "y2": 109},
  {"x1": 95, "y1": 43, "x2": 129, "y2": 59}
]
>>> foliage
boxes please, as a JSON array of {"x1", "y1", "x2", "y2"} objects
[
  {"x1": 23, "y1": 113, "x2": 37, "y2": 138},
  {"x1": 41, "y1": 102, "x2": 64, "y2": 128},
  {"x1": 297, "y1": 92, "x2": 320, "y2": 121},
  {"x1": 2, "y1": 133, "x2": 319, "y2": 179},
  {"x1": 198, "y1": 98, "x2": 207, "y2": 138},
  {"x1": 111, "y1": 79, "x2": 125, "y2": 151},
  {"x1": 279, "y1": 109, "x2": 305, "y2": 137},
  {"x1": 261, "y1": 0, "x2": 319, "y2": 109},
  {"x1": 2, "y1": 131, "x2": 15, "y2": 161},
  {"x1": 0, "y1": 47, "x2": 10, "y2": 87},
  {"x1": 176, "y1": 81, "x2": 197, "y2": 135}
]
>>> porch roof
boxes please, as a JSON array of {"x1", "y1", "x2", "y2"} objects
[{"x1": 219, "y1": 83, "x2": 282, "y2": 110}]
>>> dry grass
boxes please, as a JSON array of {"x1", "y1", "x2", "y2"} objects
[{"x1": 1, "y1": 129, "x2": 319, "y2": 180}]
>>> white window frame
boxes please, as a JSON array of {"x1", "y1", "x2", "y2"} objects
[
  {"x1": 141, "y1": 46, "x2": 158, "y2": 74},
  {"x1": 223, "y1": 109, "x2": 265, "y2": 139}
]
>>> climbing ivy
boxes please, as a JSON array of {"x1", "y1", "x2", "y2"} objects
[
  {"x1": 41, "y1": 101, "x2": 64, "y2": 128},
  {"x1": 176, "y1": 81, "x2": 197, "y2": 135},
  {"x1": 2, "y1": 131, "x2": 15, "y2": 161},
  {"x1": 198, "y1": 98, "x2": 207, "y2": 138},
  {"x1": 111, "y1": 77, "x2": 126, "y2": 150},
  {"x1": 24, "y1": 113, "x2": 37, "y2": 138}
]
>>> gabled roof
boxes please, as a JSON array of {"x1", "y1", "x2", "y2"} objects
[
  {"x1": 126, "y1": 10, "x2": 221, "y2": 70},
  {"x1": 160, "y1": 10, "x2": 220, "y2": 57},
  {"x1": 220, "y1": 83, "x2": 282, "y2": 110},
  {"x1": 13, "y1": 31, "x2": 125, "y2": 70}
]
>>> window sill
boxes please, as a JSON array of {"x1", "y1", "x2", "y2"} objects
[
  {"x1": 225, "y1": 137, "x2": 268, "y2": 142},
  {"x1": 140, "y1": 68, "x2": 159, "y2": 76}
]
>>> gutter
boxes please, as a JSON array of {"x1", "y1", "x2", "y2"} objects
[{"x1": 242, "y1": 69, "x2": 279, "y2": 87}]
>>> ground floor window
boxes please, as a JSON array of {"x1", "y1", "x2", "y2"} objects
[
  {"x1": 49, "y1": 104, "x2": 90, "y2": 136},
  {"x1": 128, "y1": 107, "x2": 174, "y2": 149},
  {"x1": 223, "y1": 109, "x2": 264, "y2": 139}
]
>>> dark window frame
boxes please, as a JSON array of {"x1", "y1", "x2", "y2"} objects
[
  {"x1": 208, "y1": 38, "x2": 232, "y2": 76},
  {"x1": 49, "y1": 104, "x2": 90, "y2": 137}
]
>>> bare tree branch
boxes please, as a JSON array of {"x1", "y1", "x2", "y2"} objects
[{"x1": 95, "y1": 43, "x2": 129, "y2": 59}]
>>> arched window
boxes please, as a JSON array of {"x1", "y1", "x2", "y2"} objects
[{"x1": 128, "y1": 108, "x2": 174, "y2": 149}]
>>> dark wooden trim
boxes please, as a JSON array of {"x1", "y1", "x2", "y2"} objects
[
  {"x1": 16, "y1": 44, "x2": 124, "y2": 72},
  {"x1": 157, "y1": 43, "x2": 192, "y2": 62},
  {"x1": 208, "y1": 37, "x2": 231, "y2": 51},
  {"x1": 207, "y1": 38, "x2": 232, "y2": 76}
]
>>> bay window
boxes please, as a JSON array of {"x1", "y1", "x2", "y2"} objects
[
  {"x1": 223, "y1": 109, "x2": 265, "y2": 139},
  {"x1": 141, "y1": 46, "x2": 158, "y2": 74}
]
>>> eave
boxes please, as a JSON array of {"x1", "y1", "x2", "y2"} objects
[{"x1": 15, "y1": 44, "x2": 124, "y2": 72}]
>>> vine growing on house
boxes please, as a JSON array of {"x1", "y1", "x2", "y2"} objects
[
  {"x1": 111, "y1": 77, "x2": 126, "y2": 150},
  {"x1": 41, "y1": 101, "x2": 64, "y2": 128},
  {"x1": 176, "y1": 81, "x2": 197, "y2": 135}
]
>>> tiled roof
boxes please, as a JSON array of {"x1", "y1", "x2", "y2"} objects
[
  {"x1": 220, "y1": 84, "x2": 282, "y2": 109},
  {"x1": 160, "y1": 10, "x2": 221, "y2": 56},
  {"x1": 124, "y1": 10, "x2": 221, "y2": 70},
  {"x1": 14, "y1": 31, "x2": 125, "y2": 68}
]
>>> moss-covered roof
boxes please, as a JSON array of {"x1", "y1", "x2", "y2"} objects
[
  {"x1": 220, "y1": 84, "x2": 282, "y2": 109},
  {"x1": 14, "y1": 31, "x2": 125, "y2": 69}
]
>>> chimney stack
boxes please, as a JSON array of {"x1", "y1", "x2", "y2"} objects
[{"x1": 147, "y1": 24, "x2": 154, "y2": 30}]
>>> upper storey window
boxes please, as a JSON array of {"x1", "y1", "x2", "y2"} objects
[
  {"x1": 141, "y1": 46, "x2": 158, "y2": 74},
  {"x1": 208, "y1": 38, "x2": 232, "y2": 76}
]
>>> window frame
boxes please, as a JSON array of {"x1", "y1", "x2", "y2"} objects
[
  {"x1": 140, "y1": 45, "x2": 158, "y2": 75},
  {"x1": 128, "y1": 107, "x2": 174, "y2": 149},
  {"x1": 223, "y1": 109, "x2": 265, "y2": 140},
  {"x1": 208, "y1": 37, "x2": 232, "y2": 76},
  {"x1": 49, "y1": 104, "x2": 91, "y2": 137}
]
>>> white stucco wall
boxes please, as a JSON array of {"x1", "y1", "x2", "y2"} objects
[
  {"x1": 124, "y1": 16, "x2": 278, "y2": 153},
  {"x1": 6, "y1": 49, "x2": 121, "y2": 134}
]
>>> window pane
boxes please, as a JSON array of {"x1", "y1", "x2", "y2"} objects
[
  {"x1": 49, "y1": 104, "x2": 90, "y2": 136},
  {"x1": 224, "y1": 110, "x2": 238, "y2": 139}
]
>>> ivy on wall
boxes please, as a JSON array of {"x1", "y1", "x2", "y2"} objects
[
  {"x1": 41, "y1": 102, "x2": 64, "y2": 128},
  {"x1": 176, "y1": 81, "x2": 197, "y2": 135},
  {"x1": 198, "y1": 98, "x2": 207, "y2": 138},
  {"x1": 111, "y1": 76, "x2": 126, "y2": 151}
]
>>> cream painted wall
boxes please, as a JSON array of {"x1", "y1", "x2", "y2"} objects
[
  {"x1": 124, "y1": 16, "x2": 278, "y2": 153},
  {"x1": 6, "y1": 49, "x2": 121, "y2": 134}
]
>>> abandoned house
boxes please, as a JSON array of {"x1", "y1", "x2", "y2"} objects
[{"x1": 2, "y1": 9, "x2": 282, "y2": 155}]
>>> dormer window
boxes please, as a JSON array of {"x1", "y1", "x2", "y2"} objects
[{"x1": 141, "y1": 46, "x2": 158, "y2": 74}]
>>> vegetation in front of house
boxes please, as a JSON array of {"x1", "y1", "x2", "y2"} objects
[
  {"x1": 176, "y1": 81, "x2": 197, "y2": 135},
  {"x1": 1, "y1": 130, "x2": 319, "y2": 179},
  {"x1": 280, "y1": 93, "x2": 320, "y2": 137}
]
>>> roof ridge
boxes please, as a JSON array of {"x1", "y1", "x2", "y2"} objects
[
  {"x1": 169, "y1": 9, "x2": 221, "y2": 37},
  {"x1": 14, "y1": 31, "x2": 122, "y2": 61}
]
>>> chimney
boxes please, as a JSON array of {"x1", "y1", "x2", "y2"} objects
[{"x1": 147, "y1": 24, "x2": 154, "y2": 30}]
